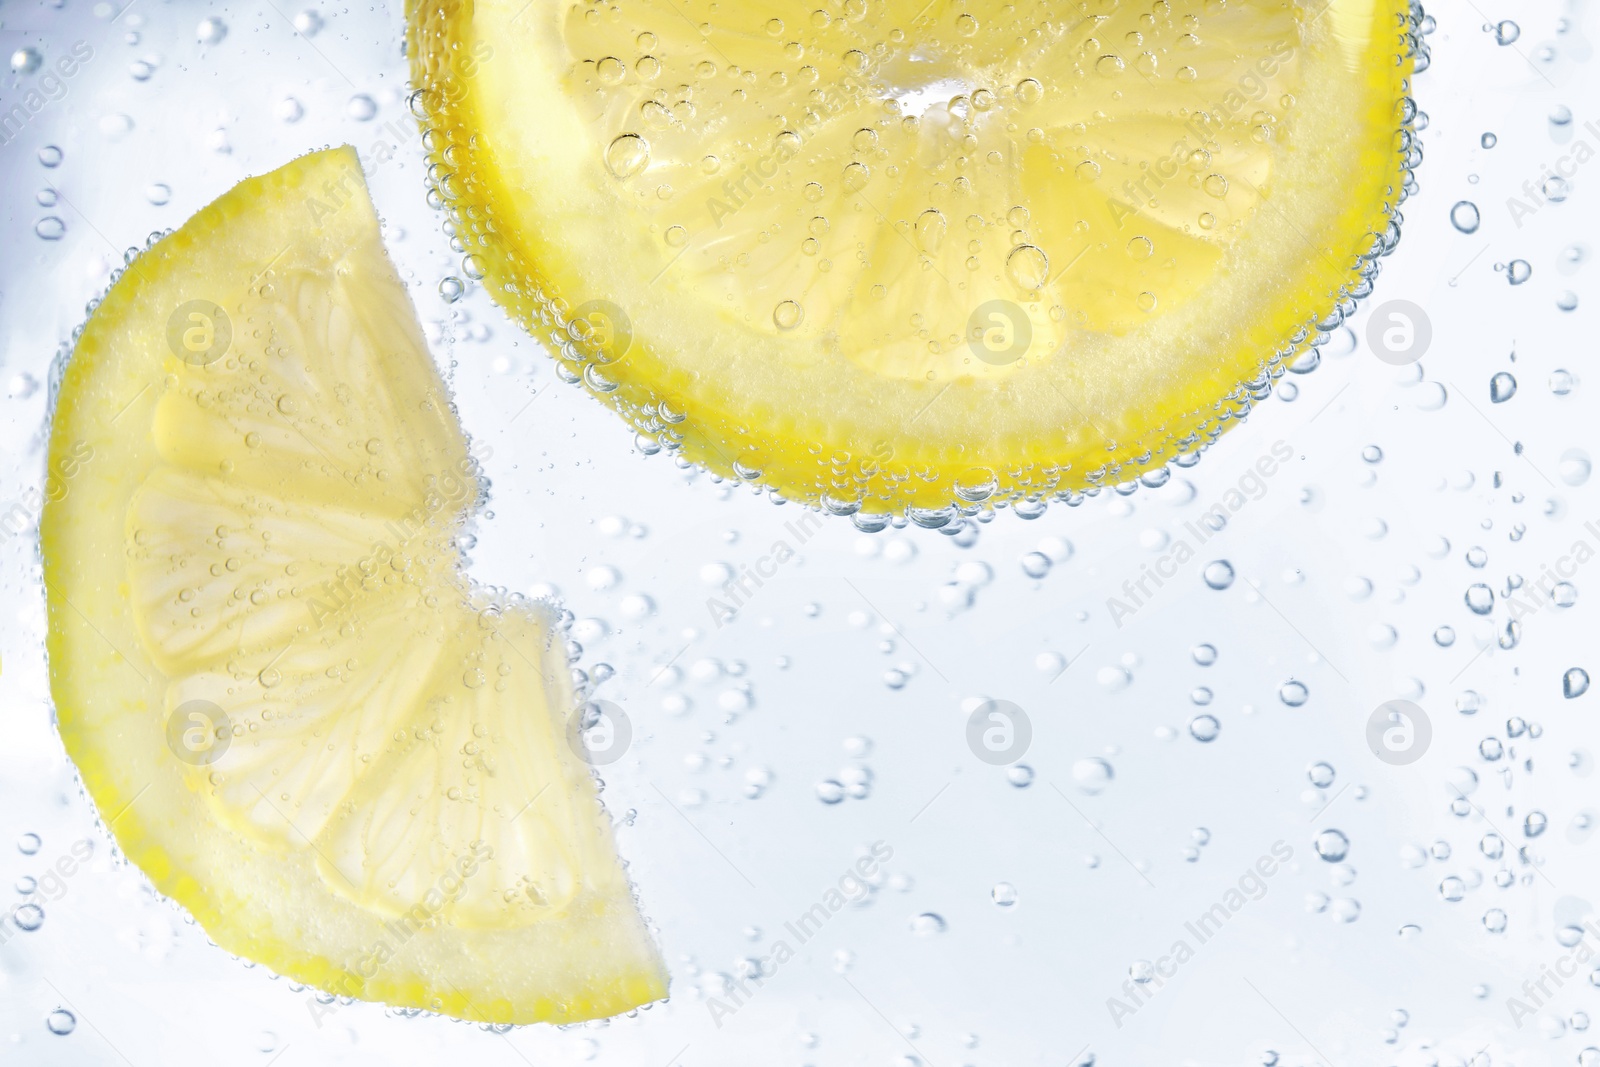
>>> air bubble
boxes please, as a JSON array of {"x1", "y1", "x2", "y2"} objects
[
  {"x1": 1314, "y1": 829, "x2": 1350, "y2": 862},
  {"x1": 1202, "y1": 560, "x2": 1235, "y2": 589},
  {"x1": 605, "y1": 134, "x2": 650, "y2": 179},
  {"x1": 1489, "y1": 372, "x2": 1517, "y2": 403}
]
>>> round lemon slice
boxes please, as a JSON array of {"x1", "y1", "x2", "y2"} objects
[
  {"x1": 41, "y1": 147, "x2": 666, "y2": 1024},
  {"x1": 408, "y1": 0, "x2": 1423, "y2": 521}
]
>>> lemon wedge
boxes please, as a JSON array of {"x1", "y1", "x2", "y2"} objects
[
  {"x1": 41, "y1": 146, "x2": 666, "y2": 1024},
  {"x1": 408, "y1": 0, "x2": 1421, "y2": 520}
]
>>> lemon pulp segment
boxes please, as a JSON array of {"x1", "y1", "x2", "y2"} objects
[
  {"x1": 408, "y1": 0, "x2": 1421, "y2": 519},
  {"x1": 41, "y1": 147, "x2": 666, "y2": 1024}
]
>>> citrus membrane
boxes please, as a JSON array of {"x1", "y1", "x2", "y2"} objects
[
  {"x1": 407, "y1": 0, "x2": 1423, "y2": 521},
  {"x1": 41, "y1": 147, "x2": 666, "y2": 1024}
]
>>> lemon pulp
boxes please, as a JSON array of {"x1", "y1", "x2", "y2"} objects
[
  {"x1": 409, "y1": 0, "x2": 1421, "y2": 519},
  {"x1": 41, "y1": 147, "x2": 666, "y2": 1024}
]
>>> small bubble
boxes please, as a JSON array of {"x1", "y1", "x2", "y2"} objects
[
  {"x1": 274, "y1": 97, "x2": 305, "y2": 123},
  {"x1": 145, "y1": 183, "x2": 171, "y2": 206},
  {"x1": 45, "y1": 1009, "x2": 75, "y2": 1036},
  {"x1": 604, "y1": 134, "x2": 650, "y2": 179},
  {"x1": 1494, "y1": 20, "x2": 1520, "y2": 44},
  {"x1": 1071, "y1": 757, "x2": 1114, "y2": 795},
  {"x1": 1020, "y1": 552, "x2": 1051, "y2": 579},
  {"x1": 11, "y1": 47, "x2": 42, "y2": 73},
  {"x1": 1465, "y1": 584, "x2": 1495, "y2": 614},
  {"x1": 815, "y1": 779, "x2": 845, "y2": 804},
  {"x1": 1192, "y1": 643, "x2": 1218, "y2": 666},
  {"x1": 293, "y1": 9, "x2": 323, "y2": 35},
  {"x1": 1566, "y1": 668, "x2": 1591, "y2": 699},
  {"x1": 35, "y1": 216, "x2": 66, "y2": 240},
  {"x1": 196, "y1": 16, "x2": 228, "y2": 43},
  {"x1": 1314, "y1": 828, "x2": 1350, "y2": 862},
  {"x1": 772, "y1": 300, "x2": 804, "y2": 331},
  {"x1": 1504, "y1": 260, "x2": 1532, "y2": 285},
  {"x1": 13, "y1": 903, "x2": 44, "y2": 931},
  {"x1": 1449, "y1": 201, "x2": 1480, "y2": 234},
  {"x1": 17, "y1": 833, "x2": 41, "y2": 855},
  {"x1": 1005, "y1": 244, "x2": 1049, "y2": 291},
  {"x1": 346, "y1": 94, "x2": 378, "y2": 121},
  {"x1": 1202, "y1": 560, "x2": 1235, "y2": 590},
  {"x1": 1188, "y1": 714, "x2": 1221, "y2": 742},
  {"x1": 1308, "y1": 762, "x2": 1336, "y2": 788},
  {"x1": 909, "y1": 912, "x2": 946, "y2": 936},
  {"x1": 1279, "y1": 680, "x2": 1310, "y2": 707},
  {"x1": 1484, "y1": 907, "x2": 1508, "y2": 933},
  {"x1": 991, "y1": 882, "x2": 1018, "y2": 907},
  {"x1": 1551, "y1": 105, "x2": 1574, "y2": 126},
  {"x1": 1480, "y1": 132, "x2": 1497, "y2": 149},
  {"x1": 439, "y1": 277, "x2": 465, "y2": 303},
  {"x1": 1489, "y1": 372, "x2": 1517, "y2": 403},
  {"x1": 1544, "y1": 176, "x2": 1572, "y2": 203}
]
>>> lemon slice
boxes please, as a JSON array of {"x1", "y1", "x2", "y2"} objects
[
  {"x1": 41, "y1": 147, "x2": 666, "y2": 1024},
  {"x1": 408, "y1": 0, "x2": 1422, "y2": 519}
]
